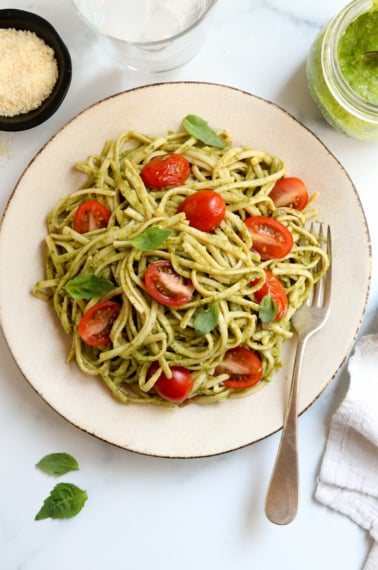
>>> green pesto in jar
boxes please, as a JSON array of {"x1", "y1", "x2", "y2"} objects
[
  {"x1": 306, "y1": 0, "x2": 378, "y2": 141},
  {"x1": 338, "y1": 7, "x2": 378, "y2": 103}
]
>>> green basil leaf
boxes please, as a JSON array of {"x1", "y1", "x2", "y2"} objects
[
  {"x1": 64, "y1": 273, "x2": 115, "y2": 300},
  {"x1": 182, "y1": 115, "x2": 226, "y2": 149},
  {"x1": 35, "y1": 482, "x2": 88, "y2": 520},
  {"x1": 259, "y1": 295, "x2": 277, "y2": 323},
  {"x1": 131, "y1": 226, "x2": 172, "y2": 251},
  {"x1": 36, "y1": 453, "x2": 79, "y2": 477},
  {"x1": 194, "y1": 303, "x2": 220, "y2": 336}
]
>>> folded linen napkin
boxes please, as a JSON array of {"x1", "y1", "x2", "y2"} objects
[{"x1": 315, "y1": 334, "x2": 378, "y2": 570}]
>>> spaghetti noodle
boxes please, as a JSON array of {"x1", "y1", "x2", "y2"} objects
[{"x1": 33, "y1": 119, "x2": 329, "y2": 406}]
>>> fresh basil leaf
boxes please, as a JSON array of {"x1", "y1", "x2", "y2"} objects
[
  {"x1": 131, "y1": 226, "x2": 172, "y2": 251},
  {"x1": 35, "y1": 482, "x2": 88, "y2": 520},
  {"x1": 36, "y1": 453, "x2": 79, "y2": 477},
  {"x1": 194, "y1": 303, "x2": 220, "y2": 336},
  {"x1": 64, "y1": 273, "x2": 115, "y2": 300},
  {"x1": 259, "y1": 295, "x2": 277, "y2": 323},
  {"x1": 182, "y1": 115, "x2": 226, "y2": 149}
]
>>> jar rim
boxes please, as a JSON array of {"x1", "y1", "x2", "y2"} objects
[{"x1": 321, "y1": 0, "x2": 378, "y2": 124}]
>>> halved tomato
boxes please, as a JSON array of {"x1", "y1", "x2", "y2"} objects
[
  {"x1": 244, "y1": 215, "x2": 293, "y2": 260},
  {"x1": 147, "y1": 362, "x2": 193, "y2": 403},
  {"x1": 178, "y1": 190, "x2": 226, "y2": 232},
  {"x1": 140, "y1": 153, "x2": 191, "y2": 189},
  {"x1": 73, "y1": 200, "x2": 110, "y2": 234},
  {"x1": 215, "y1": 346, "x2": 263, "y2": 389},
  {"x1": 144, "y1": 261, "x2": 194, "y2": 307},
  {"x1": 78, "y1": 300, "x2": 121, "y2": 346},
  {"x1": 269, "y1": 177, "x2": 309, "y2": 211},
  {"x1": 251, "y1": 270, "x2": 288, "y2": 320}
]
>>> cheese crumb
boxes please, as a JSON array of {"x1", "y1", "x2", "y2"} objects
[{"x1": 0, "y1": 28, "x2": 59, "y2": 117}]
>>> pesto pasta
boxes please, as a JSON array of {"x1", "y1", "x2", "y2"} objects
[{"x1": 33, "y1": 119, "x2": 329, "y2": 406}]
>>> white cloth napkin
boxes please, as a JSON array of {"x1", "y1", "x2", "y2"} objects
[{"x1": 315, "y1": 334, "x2": 378, "y2": 570}]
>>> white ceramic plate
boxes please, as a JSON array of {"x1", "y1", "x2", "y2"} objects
[{"x1": 0, "y1": 83, "x2": 371, "y2": 458}]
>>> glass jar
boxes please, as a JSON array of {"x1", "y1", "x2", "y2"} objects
[{"x1": 306, "y1": 0, "x2": 378, "y2": 141}]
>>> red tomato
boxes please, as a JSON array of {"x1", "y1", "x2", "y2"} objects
[
  {"x1": 215, "y1": 347, "x2": 263, "y2": 389},
  {"x1": 269, "y1": 177, "x2": 309, "y2": 211},
  {"x1": 147, "y1": 362, "x2": 193, "y2": 402},
  {"x1": 73, "y1": 200, "x2": 110, "y2": 234},
  {"x1": 244, "y1": 215, "x2": 293, "y2": 260},
  {"x1": 144, "y1": 261, "x2": 194, "y2": 307},
  {"x1": 251, "y1": 270, "x2": 288, "y2": 320},
  {"x1": 140, "y1": 153, "x2": 191, "y2": 189},
  {"x1": 178, "y1": 190, "x2": 226, "y2": 232},
  {"x1": 78, "y1": 300, "x2": 121, "y2": 347}
]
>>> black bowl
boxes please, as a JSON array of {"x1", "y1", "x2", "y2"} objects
[{"x1": 0, "y1": 9, "x2": 72, "y2": 131}]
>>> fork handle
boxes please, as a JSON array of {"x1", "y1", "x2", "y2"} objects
[{"x1": 264, "y1": 337, "x2": 307, "y2": 525}]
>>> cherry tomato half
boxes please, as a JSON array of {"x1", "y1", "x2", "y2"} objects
[
  {"x1": 244, "y1": 215, "x2": 293, "y2": 260},
  {"x1": 178, "y1": 190, "x2": 226, "y2": 232},
  {"x1": 269, "y1": 177, "x2": 309, "y2": 211},
  {"x1": 73, "y1": 200, "x2": 111, "y2": 234},
  {"x1": 140, "y1": 153, "x2": 191, "y2": 189},
  {"x1": 251, "y1": 270, "x2": 288, "y2": 320},
  {"x1": 78, "y1": 300, "x2": 121, "y2": 347},
  {"x1": 215, "y1": 347, "x2": 263, "y2": 389},
  {"x1": 147, "y1": 362, "x2": 194, "y2": 403},
  {"x1": 144, "y1": 261, "x2": 194, "y2": 307}
]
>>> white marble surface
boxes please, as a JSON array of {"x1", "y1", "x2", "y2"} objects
[{"x1": 1, "y1": 1, "x2": 378, "y2": 569}]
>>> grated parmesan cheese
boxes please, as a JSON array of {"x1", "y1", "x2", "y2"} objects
[{"x1": 0, "y1": 28, "x2": 59, "y2": 117}]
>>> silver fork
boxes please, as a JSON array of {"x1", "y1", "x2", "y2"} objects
[{"x1": 264, "y1": 224, "x2": 332, "y2": 525}]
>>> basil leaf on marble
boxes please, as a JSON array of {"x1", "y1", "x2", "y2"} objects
[
  {"x1": 259, "y1": 295, "x2": 277, "y2": 323},
  {"x1": 182, "y1": 115, "x2": 226, "y2": 149},
  {"x1": 131, "y1": 226, "x2": 172, "y2": 251},
  {"x1": 194, "y1": 303, "x2": 220, "y2": 336},
  {"x1": 36, "y1": 453, "x2": 79, "y2": 477},
  {"x1": 64, "y1": 273, "x2": 115, "y2": 300},
  {"x1": 35, "y1": 483, "x2": 88, "y2": 521}
]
